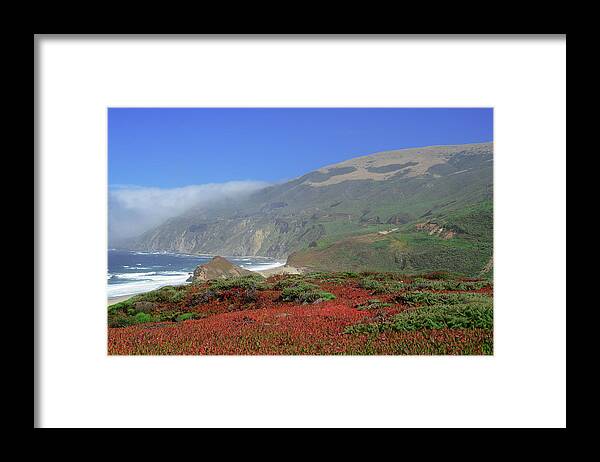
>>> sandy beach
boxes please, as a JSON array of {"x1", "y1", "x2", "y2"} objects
[
  {"x1": 254, "y1": 265, "x2": 303, "y2": 277},
  {"x1": 107, "y1": 294, "x2": 135, "y2": 306}
]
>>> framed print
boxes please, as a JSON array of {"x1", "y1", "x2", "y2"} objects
[{"x1": 35, "y1": 34, "x2": 566, "y2": 428}]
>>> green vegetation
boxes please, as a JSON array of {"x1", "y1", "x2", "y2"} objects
[
  {"x1": 346, "y1": 303, "x2": 493, "y2": 333},
  {"x1": 188, "y1": 289, "x2": 219, "y2": 306},
  {"x1": 355, "y1": 272, "x2": 490, "y2": 294},
  {"x1": 176, "y1": 312, "x2": 201, "y2": 322},
  {"x1": 304, "y1": 271, "x2": 360, "y2": 285},
  {"x1": 132, "y1": 144, "x2": 493, "y2": 274},
  {"x1": 355, "y1": 299, "x2": 392, "y2": 310},
  {"x1": 108, "y1": 310, "x2": 156, "y2": 328},
  {"x1": 110, "y1": 266, "x2": 494, "y2": 355},
  {"x1": 396, "y1": 291, "x2": 490, "y2": 307},
  {"x1": 420, "y1": 271, "x2": 463, "y2": 280},
  {"x1": 442, "y1": 200, "x2": 493, "y2": 240},
  {"x1": 409, "y1": 278, "x2": 490, "y2": 291},
  {"x1": 133, "y1": 312, "x2": 153, "y2": 323},
  {"x1": 279, "y1": 281, "x2": 336, "y2": 304},
  {"x1": 208, "y1": 274, "x2": 266, "y2": 291},
  {"x1": 306, "y1": 271, "x2": 359, "y2": 280},
  {"x1": 135, "y1": 285, "x2": 187, "y2": 303},
  {"x1": 271, "y1": 275, "x2": 306, "y2": 290},
  {"x1": 108, "y1": 285, "x2": 190, "y2": 327},
  {"x1": 345, "y1": 288, "x2": 492, "y2": 334},
  {"x1": 289, "y1": 199, "x2": 492, "y2": 277},
  {"x1": 358, "y1": 276, "x2": 408, "y2": 294}
]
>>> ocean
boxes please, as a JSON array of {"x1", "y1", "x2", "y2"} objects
[{"x1": 107, "y1": 249, "x2": 284, "y2": 298}]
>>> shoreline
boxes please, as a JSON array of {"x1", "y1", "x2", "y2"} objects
[
  {"x1": 107, "y1": 294, "x2": 136, "y2": 306},
  {"x1": 253, "y1": 264, "x2": 302, "y2": 277},
  {"x1": 107, "y1": 252, "x2": 289, "y2": 306},
  {"x1": 107, "y1": 263, "x2": 301, "y2": 306}
]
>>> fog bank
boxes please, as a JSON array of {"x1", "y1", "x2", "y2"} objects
[{"x1": 108, "y1": 180, "x2": 269, "y2": 244}]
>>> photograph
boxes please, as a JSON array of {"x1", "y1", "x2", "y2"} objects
[
  {"x1": 36, "y1": 34, "x2": 565, "y2": 428},
  {"x1": 107, "y1": 108, "x2": 494, "y2": 355}
]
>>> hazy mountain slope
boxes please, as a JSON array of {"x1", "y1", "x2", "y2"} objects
[{"x1": 128, "y1": 142, "x2": 493, "y2": 274}]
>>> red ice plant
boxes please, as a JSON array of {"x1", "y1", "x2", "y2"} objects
[{"x1": 108, "y1": 275, "x2": 493, "y2": 356}]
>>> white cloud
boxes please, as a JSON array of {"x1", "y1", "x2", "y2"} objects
[{"x1": 108, "y1": 180, "x2": 269, "y2": 244}]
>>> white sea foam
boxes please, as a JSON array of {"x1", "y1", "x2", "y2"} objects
[
  {"x1": 243, "y1": 261, "x2": 286, "y2": 271},
  {"x1": 114, "y1": 271, "x2": 187, "y2": 280},
  {"x1": 107, "y1": 271, "x2": 191, "y2": 298},
  {"x1": 107, "y1": 251, "x2": 282, "y2": 298}
]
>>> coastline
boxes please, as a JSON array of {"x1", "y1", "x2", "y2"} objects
[
  {"x1": 108, "y1": 250, "x2": 290, "y2": 307},
  {"x1": 254, "y1": 264, "x2": 302, "y2": 277},
  {"x1": 107, "y1": 263, "x2": 301, "y2": 306},
  {"x1": 108, "y1": 294, "x2": 135, "y2": 306}
]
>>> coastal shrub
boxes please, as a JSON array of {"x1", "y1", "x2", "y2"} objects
[
  {"x1": 359, "y1": 277, "x2": 408, "y2": 294},
  {"x1": 409, "y1": 278, "x2": 489, "y2": 291},
  {"x1": 132, "y1": 301, "x2": 156, "y2": 313},
  {"x1": 108, "y1": 313, "x2": 134, "y2": 328},
  {"x1": 188, "y1": 289, "x2": 219, "y2": 306},
  {"x1": 337, "y1": 271, "x2": 359, "y2": 279},
  {"x1": 306, "y1": 271, "x2": 359, "y2": 283},
  {"x1": 156, "y1": 311, "x2": 182, "y2": 322},
  {"x1": 306, "y1": 272, "x2": 332, "y2": 280},
  {"x1": 358, "y1": 277, "x2": 383, "y2": 291},
  {"x1": 240, "y1": 288, "x2": 259, "y2": 304},
  {"x1": 133, "y1": 312, "x2": 153, "y2": 323},
  {"x1": 455, "y1": 281, "x2": 489, "y2": 291},
  {"x1": 344, "y1": 302, "x2": 493, "y2": 334},
  {"x1": 108, "y1": 310, "x2": 156, "y2": 328},
  {"x1": 135, "y1": 285, "x2": 187, "y2": 304},
  {"x1": 344, "y1": 322, "x2": 381, "y2": 334},
  {"x1": 359, "y1": 272, "x2": 406, "y2": 282},
  {"x1": 396, "y1": 291, "x2": 491, "y2": 307},
  {"x1": 108, "y1": 299, "x2": 136, "y2": 314},
  {"x1": 176, "y1": 312, "x2": 200, "y2": 322},
  {"x1": 355, "y1": 299, "x2": 392, "y2": 311},
  {"x1": 280, "y1": 281, "x2": 336, "y2": 304},
  {"x1": 421, "y1": 271, "x2": 461, "y2": 280},
  {"x1": 272, "y1": 275, "x2": 305, "y2": 290},
  {"x1": 389, "y1": 303, "x2": 493, "y2": 331},
  {"x1": 482, "y1": 337, "x2": 494, "y2": 355},
  {"x1": 209, "y1": 275, "x2": 266, "y2": 291}
]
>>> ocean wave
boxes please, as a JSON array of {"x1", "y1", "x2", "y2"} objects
[
  {"x1": 111, "y1": 271, "x2": 189, "y2": 281},
  {"x1": 107, "y1": 272, "x2": 191, "y2": 298},
  {"x1": 107, "y1": 250, "x2": 283, "y2": 298}
]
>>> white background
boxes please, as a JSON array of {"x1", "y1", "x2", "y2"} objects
[{"x1": 36, "y1": 36, "x2": 566, "y2": 428}]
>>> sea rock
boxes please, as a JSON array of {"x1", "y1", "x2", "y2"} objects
[{"x1": 192, "y1": 256, "x2": 257, "y2": 282}]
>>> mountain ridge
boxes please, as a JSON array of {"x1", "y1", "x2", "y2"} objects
[{"x1": 125, "y1": 142, "x2": 493, "y2": 275}]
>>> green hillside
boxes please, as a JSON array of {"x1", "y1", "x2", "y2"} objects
[
  {"x1": 128, "y1": 142, "x2": 493, "y2": 276},
  {"x1": 288, "y1": 200, "x2": 492, "y2": 277}
]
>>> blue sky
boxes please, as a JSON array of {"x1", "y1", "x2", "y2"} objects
[
  {"x1": 108, "y1": 108, "x2": 492, "y2": 188},
  {"x1": 108, "y1": 108, "x2": 492, "y2": 241}
]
